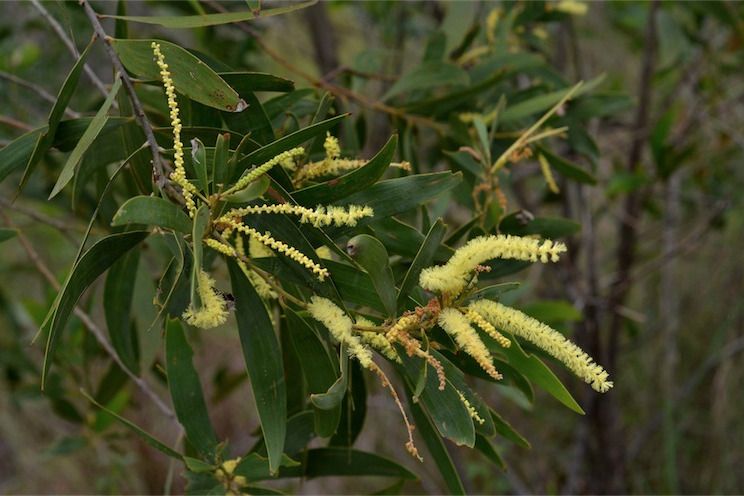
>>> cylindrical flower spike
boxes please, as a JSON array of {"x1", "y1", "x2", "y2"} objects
[
  {"x1": 438, "y1": 308, "x2": 502, "y2": 381},
  {"x1": 469, "y1": 300, "x2": 613, "y2": 392},
  {"x1": 152, "y1": 42, "x2": 198, "y2": 217},
  {"x1": 356, "y1": 317, "x2": 400, "y2": 363},
  {"x1": 465, "y1": 308, "x2": 511, "y2": 348},
  {"x1": 307, "y1": 296, "x2": 373, "y2": 368},
  {"x1": 224, "y1": 147, "x2": 305, "y2": 196},
  {"x1": 420, "y1": 234, "x2": 567, "y2": 295},
  {"x1": 222, "y1": 203, "x2": 373, "y2": 228},
  {"x1": 221, "y1": 218, "x2": 329, "y2": 280},
  {"x1": 182, "y1": 270, "x2": 228, "y2": 329}
]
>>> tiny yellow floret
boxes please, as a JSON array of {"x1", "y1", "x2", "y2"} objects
[
  {"x1": 420, "y1": 234, "x2": 567, "y2": 295},
  {"x1": 182, "y1": 270, "x2": 228, "y2": 329},
  {"x1": 307, "y1": 296, "x2": 373, "y2": 368},
  {"x1": 470, "y1": 299, "x2": 613, "y2": 392},
  {"x1": 356, "y1": 317, "x2": 400, "y2": 363},
  {"x1": 324, "y1": 132, "x2": 341, "y2": 160},
  {"x1": 152, "y1": 42, "x2": 198, "y2": 217},
  {"x1": 438, "y1": 308, "x2": 502, "y2": 380},
  {"x1": 465, "y1": 309, "x2": 511, "y2": 348}
]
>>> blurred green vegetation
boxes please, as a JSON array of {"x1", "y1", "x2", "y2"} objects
[{"x1": 1, "y1": 1, "x2": 743, "y2": 494}]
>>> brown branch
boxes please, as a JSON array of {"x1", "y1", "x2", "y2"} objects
[
  {"x1": 0, "y1": 115, "x2": 32, "y2": 132},
  {"x1": 79, "y1": 0, "x2": 168, "y2": 190}
]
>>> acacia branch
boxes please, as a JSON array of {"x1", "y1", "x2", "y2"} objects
[
  {"x1": 0, "y1": 70, "x2": 80, "y2": 118},
  {"x1": 79, "y1": 0, "x2": 168, "y2": 189}
]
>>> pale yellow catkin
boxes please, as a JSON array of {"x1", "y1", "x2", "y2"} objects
[
  {"x1": 419, "y1": 234, "x2": 567, "y2": 295},
  {"x1": 152, "y1": 42, "x2": 198, "y2": 217},
  {"x1": 469, "y1": 299, "x2": 613, "y2": 392},
  {"x1": 224, "y1": 147, "x2": 305, "y2": 195},
  {"x1": 307, "y1": 296, "x2": 373, "y2": 368},
  {"x1": 222, "y1": 203, "x2": 373, "y2": 228},
  {"x1": 182, "y1": 270, "x2": 228, "y2": 329},
  {"x1": 465, "y1": 309, "x2": 511, "y2": 348},
  {"x1": 356, "y1": 317, "x2": 400, "y2": 363},
  {"x1": 438, "y1": 308, "x2": 502, "y2": 380},
  {"x1": 222, "y1": 218, "x2": 329, "y2": 280}
]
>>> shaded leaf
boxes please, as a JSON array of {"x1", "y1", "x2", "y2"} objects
[
  {"x1": 112, "y1": 196, "x2": 192, "y2": 233},
  {"x1": 228, "y1": 260, "x2": 287, "y2": 474}
]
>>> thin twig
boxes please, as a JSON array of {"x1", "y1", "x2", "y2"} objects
[
  {"x1": 0, "y1": 70, "x2": 80, "y2": 118},
  {"x1": 0, "y1": 115, "x2": 32, "y2": 132},
  {"x1": 30, "y1": 0, "x2": 110, "y2": 98},
  {"x1": 79, "y1": 0, "x2": 167, "y2": 190},
  {"x1": 2, "y1": 214, "x2": 177, "y2": 422}
]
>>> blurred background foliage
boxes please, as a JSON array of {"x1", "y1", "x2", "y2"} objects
[{"x1": 1, "y1": 1, "x2": 743, "y2": 494}]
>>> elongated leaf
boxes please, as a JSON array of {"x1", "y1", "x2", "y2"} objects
[
  {"x1": 165, "y1": 320, "x2": 219, "y2": 461},
  {"x1": 499, "y1": 213, "x2": 580, "y2": 238},
  {"x1": 494, "y1": 335, "x2": 584, "y2": 414},
  {"x1": 292, "y1": 135, "x2": 397, "y2": 205},
  {"x1": 228, "y1": 260, "x2": 287, "y2": 474},
  {"x1": 536, "y1": 146, "x2": 596, "y2": 185},
  {"x1": 111, "y1": 39, "x2": 246, "y2": 112},
  {"x1": 191, "y1": 138, "x2": 209, "y2": 193},
  {"x1": 49, "y1": 78, "x2": 122, "y2": 198},
  {"x1": 112, "y1": 196, "x2": 192, "y2": 233},
  {"x1": 346, "y1": 234, "x2": 397, "y2": 317},
  {"x1": 285, "y1": 309, "x2": 341, "y2": 437},
  {"x1": 491, "y1": 409, "x2": 530, "y2": 449},
  {"x1": 103, "y1": 1, "x2": 316, "y2": 28},
  {"x1": 81, "y1": 390, "x2": 183, "y2": 460},
  {"x1": 398, "y1": 352, "x2": 475, "y2": 447},
  {"x1": 219, "y1": 72, "x2": 294, "y2": 93},
  {"x1": 41, "y1": 231, "x2": 149, "y2": 387},
  {"x1": 19, "y1": 39, "x2": 94, "y2": 192},
  {"x1": 103, "y1": 249, "x2": 140, "y2": 374},
  {"x1": 190, "y1": 205, "x2": 210, "y2": 311},
  {"x1": 410, "y1": 401, "x2": 466, "y2": 495},
  {"x1": 328, "y1": 172, "x2": 462, "y2": 237},
  {"x1": 474, "y1": 434, "x2": 505, "y2": 470},
  {"x1": 397, "y1": 220, "x2": 446, "y2": 311}
]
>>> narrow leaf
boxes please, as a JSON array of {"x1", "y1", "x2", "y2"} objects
[
  {"x1": 112, "y1": 196, "x2": 192, "y2": 233},
  {"x1": 228, "y1": 260, "x2": 287, "y2": 474}
]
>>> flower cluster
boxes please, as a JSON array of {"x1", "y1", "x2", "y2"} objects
[
  {"x1": 470, "y1": 300, "x2": 613, "y2": 392},
  {"x1": 307, "y1": 296, "x2": 373, "y2": 368},
  {"x1": 182, "y1": 270, "x2": 228, "y2": 329},
  {"x1": 152, "y1": 42, "x2": 198, "y2": 217},
  {"x1": 419, "y1": 234, "x2": 567, "y2": 295}
]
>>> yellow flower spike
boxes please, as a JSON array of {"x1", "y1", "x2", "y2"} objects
[
  {"x1": 356, "y1": 317, "x2": 401, "y2": 363},
  {"x1": 307, "y1": 296, "x2": 373, "y2": 368},
  {"x1": 182, "y1": 270, "x2": 228, "y2": 329},
  {"x1": 221, "y1": 203, "x2": 373, "y2": 228},
  {"x1": 224, "y1": 147, "x2": 305, "y2": 196},
  {"x1": 235, "y1": 234, "x2": 276, "y2": 299},
  {"x1": 457, "y1": 390, "x2": 485, "y2": 425},
  {"x1": 538, "y1": 153, "x2": 560, "y2": 194},
  {"x1": 151, "y1": 42, "x2": 198, "y2": 217},
  {"x1": 469, "y1": 300, "x2": 613, "y2": 392},
  {"x1": 386, "y1": 314, "x2": 419, "y2": 341},
  {"x1": 204, "y1": 238, "x2": 237, "y2": 257},
  {"x1": 295, "y1": 158, "x2": 367, "y2": 182},
  {"x1": 438, "y1": 308, "x2": 502, "y2": 381},
  {"x1": 324, "y1": 132, "x2": 341, "y2": 160},
  {"x1": 419, "y1": 234, "x2": 567, "y2": 295},
  {"x1": 465, "y1": 308, "x2": 511, "y2": 348},
  {"x1": 221, "y1": 218, "x2": 329, "y2": 280}
]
